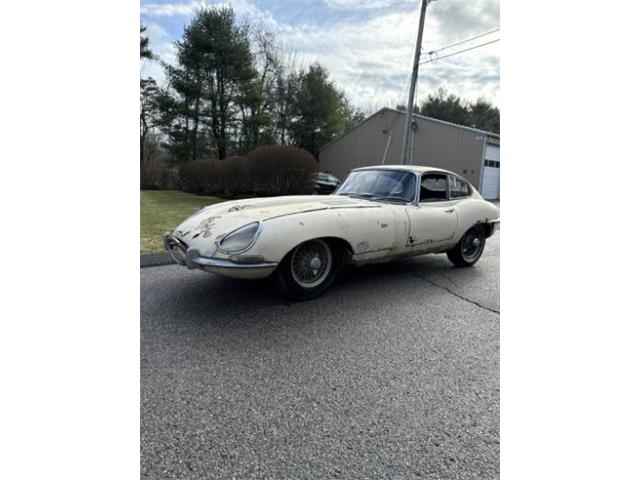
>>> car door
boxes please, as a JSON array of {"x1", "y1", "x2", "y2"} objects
[{"x1": 405, "y1": 172, "x2": 458, "y2": 248}]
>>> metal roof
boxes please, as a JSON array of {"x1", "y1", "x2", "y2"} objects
[
  {"x1": 353, "y1": 164, "x2": 455, "y2": 175},
  {"x1": 319, "y1": 107, "x2": 500, "y2": 152}
]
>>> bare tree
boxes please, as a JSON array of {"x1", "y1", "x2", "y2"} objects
[{"x1": 140, "y1": 78, "x2": 159, "y2": 170}]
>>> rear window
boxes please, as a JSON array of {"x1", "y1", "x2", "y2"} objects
[{"x1": 449, "y1": 175, "x2": 471, "y2": 199}]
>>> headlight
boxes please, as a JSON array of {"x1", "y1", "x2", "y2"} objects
[{"x1": 217, "y1": 222, "x2": 261, "y2": 253}]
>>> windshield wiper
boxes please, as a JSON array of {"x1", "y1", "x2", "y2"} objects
[
  {"x1": 373, "y1": 195, "x2": 411, "y2": 203},
  {"x1": 337, "y1": 192, "x2": 409, "y2": 203},
  {"x1": 337, "y1": 192, "x2": 376, "y2": 199},
  {"x1": 354, "y1": 193, "x2": 379, "y2": 198}
]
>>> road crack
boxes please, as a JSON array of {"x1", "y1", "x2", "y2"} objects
[{"x1": 412, "y1": 274, "x2": 500, "y2": 315}]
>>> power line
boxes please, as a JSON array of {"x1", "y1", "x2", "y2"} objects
[
  {"x1": 426, "y1": 28, "x2": 499, "y2": 56},
  {"x1": 420, "y1": 38, "x2": 500, "y2": 64}
]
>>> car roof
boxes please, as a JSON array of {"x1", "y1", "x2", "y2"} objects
[{"x1": 352, "y1": 165, "x2": 455, "y2": 176}]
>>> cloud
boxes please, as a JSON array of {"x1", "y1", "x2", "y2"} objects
[
  {"x1": 140, "y1": 21, "x2": 176, "y2": 84},
  {"x1": 140, "y1": 1, "x2": 206, "y2": 17},
  {"x1": 141, "y1": 0, "x2": 279, "y2": 27},
  {"x1": 324, "y1": 0, "x2": 416, "y2": 10},
  {"x1": 140, "y1": 0, "x2": 500, "y2": 109},
  {"x1": 143, "y1": 22, "x2": 169, "y2": 46},
  {"x1": 273, "y1": 2, "x2": 499, "y2": 109}
]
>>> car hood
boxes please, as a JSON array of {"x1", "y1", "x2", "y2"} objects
[{"x1": 172, "y1": 195, "x2": 381, "y2": 252}]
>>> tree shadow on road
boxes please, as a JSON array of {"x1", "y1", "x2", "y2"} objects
[{"x1": 141, "y1": 252, "x2": 494, "y2": 335}]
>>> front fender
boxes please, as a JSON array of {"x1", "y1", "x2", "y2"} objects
[{"x1": 251, "y1": 207, "x2": 399, "y2": 263}]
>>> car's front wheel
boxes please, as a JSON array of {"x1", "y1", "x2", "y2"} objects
[
  {"x1": 276, "y1": 239, "x2": 339, "y2": 300},
  {"x1": 447, "y1": 225, "x2": 486, "y2": 267}
]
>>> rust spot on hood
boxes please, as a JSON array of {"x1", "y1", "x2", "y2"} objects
[
  {"x1": 198, "y1": 216, "x2": 221, "y2": 238},
  {"x1": 228, "y1": 204, "x2": 253, "y2": 212}
]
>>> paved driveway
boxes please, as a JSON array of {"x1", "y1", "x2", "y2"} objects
[{"x1": 141, "y1": 232, "x2": 499, "y2": 479}]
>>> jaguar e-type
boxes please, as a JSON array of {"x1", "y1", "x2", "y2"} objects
[{"x1": 164, "y1": 165, "x2": 500, "y2": 299}]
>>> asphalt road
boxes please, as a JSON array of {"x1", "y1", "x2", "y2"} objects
[{"x1": 141, "y1": 231, "x2": 499, "y2": 479}]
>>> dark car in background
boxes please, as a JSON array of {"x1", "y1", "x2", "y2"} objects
[{"x1": 312, "y1": 172, "x2": 341, "y2": 194}]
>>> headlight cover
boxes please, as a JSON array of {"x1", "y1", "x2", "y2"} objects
[{"x1": 217, "y1": 222, "x2": 261, "y2": 253}]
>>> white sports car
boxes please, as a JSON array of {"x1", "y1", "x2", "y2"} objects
[{"x1": 165, "y1": 165, "x2": 500, "y2": 299}]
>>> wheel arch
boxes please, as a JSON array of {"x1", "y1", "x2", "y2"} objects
[
  {"x1": 453, "y1": 221, "x2": 494, "y2": 245},
  {"x1": 480, "y1": 221, "x2": 497, "y2": 239},
  {"x1": 280, "y1": 236, "x2": 354, "y2": 268},
  {"x1": 319, "y1": 236, "x2": 354, "y2": 266}
]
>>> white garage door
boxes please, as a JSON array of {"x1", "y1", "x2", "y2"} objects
[{"x1": 482, "y1": 145, "x2": 500, "y2": 200}]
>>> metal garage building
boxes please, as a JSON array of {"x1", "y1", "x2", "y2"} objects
[{"x1": 318, "y1": 107, "x2": 500, "y2": 200}]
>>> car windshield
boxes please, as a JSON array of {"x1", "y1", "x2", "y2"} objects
[{"x1": 335, "y1": 170, "x2": 416, "y2": 203}]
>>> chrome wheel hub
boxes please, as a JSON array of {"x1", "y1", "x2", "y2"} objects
[
  {"x1": 461, "y1": 228, "x2": 484, "y2": 262},
  {"x1": 290, "y1": 240, "x2": 332, "y2": 288},
  {"x1": 309, "y1": 256, "x2": 322, "y2": 273}
]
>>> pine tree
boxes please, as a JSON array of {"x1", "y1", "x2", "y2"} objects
[{"x1": 140, "y1": 25, "x2": 153, "y2": 59}]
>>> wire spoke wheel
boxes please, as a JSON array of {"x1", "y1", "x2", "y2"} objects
[
  {"x1": 290, "y1": 239, "x2": 332, "y2": 288},
  {"x1": 460, "y1": 227, "x2": 484, "y2": 263}
]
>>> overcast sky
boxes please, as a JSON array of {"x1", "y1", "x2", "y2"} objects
[{"x1": 140, "y1": 0, "x2": 500, "y2": 113}]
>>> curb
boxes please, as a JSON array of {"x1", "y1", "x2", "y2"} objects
[{"x1": 140, "y1": 252, "x2": 174, "y2": 268}]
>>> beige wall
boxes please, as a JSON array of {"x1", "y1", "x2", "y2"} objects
[{"x1": 319, "y1": 108, "x2": 493, "y2": 189}]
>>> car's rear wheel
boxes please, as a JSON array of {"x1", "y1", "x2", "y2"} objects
[
  {"x1": 276, "y1": 239, "x2": 339, "y2": 300},
  {"x1": 447, "y1": 225, "x2": 486, "y2": 267}
]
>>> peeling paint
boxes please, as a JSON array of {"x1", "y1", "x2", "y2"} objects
[
  {"x1": 168, "y1": 183, "x2": 500, "y2": 282},
  {"x1": 228, "y1": 204, "x2": 253, "y2": 212},
  {"x1": 355, "y1": 241, "x2": 370, "y2": 253},
  {"x1": 198, "y1": 216, "x2": 221, "y2": 238}
]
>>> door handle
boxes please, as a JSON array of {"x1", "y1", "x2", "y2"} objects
[{"x1": 444, "y1": 208, "x2": 455, "y2": 213}]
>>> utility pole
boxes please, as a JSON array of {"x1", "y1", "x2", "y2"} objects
[{"x1": 400, "y1": 0, "x2": 433, "y2": 165}]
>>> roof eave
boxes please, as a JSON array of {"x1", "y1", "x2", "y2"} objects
[{"x1": 319, "y1": 106, "x2": 500, "y2": 153}]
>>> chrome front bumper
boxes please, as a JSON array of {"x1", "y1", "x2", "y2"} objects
[{"x1": 163, "y1": 233, "x2": 278, "y2": 274}]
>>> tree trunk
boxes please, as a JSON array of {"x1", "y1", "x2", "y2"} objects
[
  {"x1": 191, "y1": 93, "x2": 201, "y2": 162},
  {"x1": 217, "y1": 73, "x2": 227, "y2": 160}
]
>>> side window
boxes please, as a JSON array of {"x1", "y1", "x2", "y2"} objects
[
  {"x1": 420, "y1": 174, "x2": 448, "y2": 202},
  {"x1": 449, "y1": 175, "x2": 471, "y2": 199}
]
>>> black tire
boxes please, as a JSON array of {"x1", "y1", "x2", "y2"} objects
[
  {"x1": 447, "y1": 225, "x2": 486, "y2": 267},
  {"x1": 276, "y1": 239, "x2": 340, "y2": 300}
]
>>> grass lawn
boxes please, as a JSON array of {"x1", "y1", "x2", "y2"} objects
[{"x1": 140, "y1": 190, "x2": 223, "y2": 254}]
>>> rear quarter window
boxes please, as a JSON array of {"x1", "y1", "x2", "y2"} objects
[{"x1": 449, "y1": 176, "x2": 471, "y2": 199}]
